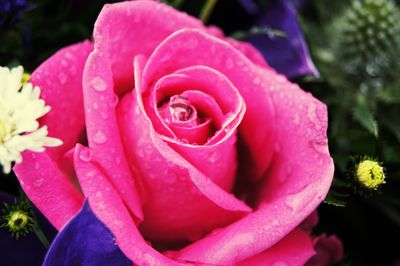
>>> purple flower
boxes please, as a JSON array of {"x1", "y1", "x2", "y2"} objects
[
  {"x1": 239, "y1": 0, "x2": 319, "y2": 78},
  {"x1": 0, "y1": 0, "x2": 31, "y2": 28},
  {"x1": 44, "y1": 201, "x2": 131, "y2": 266}
]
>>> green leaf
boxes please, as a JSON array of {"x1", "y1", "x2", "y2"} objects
[
  {"x1": 230, "y1": 26, "x2": 286, "y2": 40},
  {"x1": 324, "y1": 193, "x2": 347, "y2": 207},
  {"x1": 352, "y1": 94, "x2": 379, "y2": 137}
]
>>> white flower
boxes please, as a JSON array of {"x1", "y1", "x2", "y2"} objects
[{"x1": 0, "y1": 66, "x2": 62, "y2": 174}]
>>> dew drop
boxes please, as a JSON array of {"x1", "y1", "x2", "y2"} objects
[
  {"x1": 225, "y1": 58, "x2": 234, "y2": 69},
  {"x1": 293, "y1": 113, "x2": 300, "y2": 125},
  {"x1": 100, "y1": 112, "x2": 109, "y2": 119},
  {"x1": 134, "y1": 105, "x2": 140, "y2": 114},
  {"x1": 79, "y1": 148, "x2": 92, "y2": 162},
  {"x1": 33, "y1": 178, "x2": 44, "y2": 187},
  {"x1": 307, "y1": 102, "x2": 318, "y2": 125},
  {"x1": 272, "y1": 261, "x2": 288, "y2": 266},
  {"x1": 109, "y1": 94, "x2": 119, "y2": 107},
  {"x1": 92, "y1": 130, "x2": 107, "y2": 144},
  {"x1": 58, "y1": 72, "x2": 67, "y2": 84},
  {"x1": 91, "y1": 77, "x2": 106, "y2": 92},
  {"x1": 93, "y1": 103, "x2": 99, "y2": 110},
  {"x1": 115, "y1": 156, "x2": 121, "y2": 165},
  {"x1": 86, "y1": 170, "x2": 96, "y2": 177},
  {"x1": 310, "y1": 140, "x2": 329, "y2": 155}
]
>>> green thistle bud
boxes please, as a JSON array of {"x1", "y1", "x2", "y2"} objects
[
  {"x1": 342, "y1": 0, "x2": 399, "y2": 59},
  {"x1": 1, "y1": 199, "x2": 35, "y2": 239},
  {"x1": 337, "y1": 0, "x2": 400, "y2": 85}
]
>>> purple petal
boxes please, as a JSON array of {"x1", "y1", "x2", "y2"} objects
[
  {"x1": 43, "y1": 200, "x2": 131, "y2": 266},
  {"x1": 246, "y1": 0, "x2": 319, "y2": 78},
  {"x1": 0, "y1": 192, "x2": 49, "y2": 266},
  {"x1": 238, "y1": 0, "x2": 259, "y2": 15}
]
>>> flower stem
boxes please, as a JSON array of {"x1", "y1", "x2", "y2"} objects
[
  {"x1": 32, "y1": 221, "x2": 50, "y2": 249},
  {"x1": 199, "y1": 0, "x2": 218, "y2": 24},
  {"x1": 19, "y1": 189, "x2": 50, "y2": 249}
]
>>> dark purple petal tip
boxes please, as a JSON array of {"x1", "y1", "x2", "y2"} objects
[{"x1": 43, "y1": 200, "x2": 131, "y2": 266}]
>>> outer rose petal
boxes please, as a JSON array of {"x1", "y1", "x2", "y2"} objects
[
  {"x1": 14, "y1": 151, "x2": 84, "y2": 230},
  {"x1": 14, "y1": 41, "x2": 92, "y2": 229},
  {"x1": 73, "y1": 145, "x2": 183, "y2": 266},
  {"x1": 92, "y1": 1, "x2": 206, "y2": 93},
  {"x1": 237, "y1": 228, "x2": 315, "y2": 266},
  {"x1": 82, "y1": 48, "x2": 143, "y2": 221},
  {"x1": 140, "y1": 30, "x2": 334, "y2": 264},
  {"x1": 30, "y1": 40, "x2": 93, "y2": 158},
  {"x1": 92, "y1": 0, "x2": 269, "y2": 93}
]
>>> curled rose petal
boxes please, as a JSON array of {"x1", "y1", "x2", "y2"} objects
[
  {"x1": 82, "y1": 49, "x2": 143, "y2": 221},
  {"x1": 237, "y1": 228, "x2": 315, "y2": 266},
  {"x1": 13, "y1": 41, "x2": 92, "y2": 229}
]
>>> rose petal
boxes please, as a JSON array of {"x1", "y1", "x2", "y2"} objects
[
  {"x1": 73, "y1": 144, "x2": 182, "y2": 266},
  {"x1": 82, "y1": 49, "x2": 143, "y2": 221},
  {"x1": 237, "y1": 228, "x2": 315, "y2": 266},
  {"x1": 30, "y1": 40, "x2": 93, "y2": 158},
  {"x1": 92, "y1": 1, "x2": 207, "y2": 93},
  {"x1": 14, "y1": 151, "x2": 84, "y2": 230},
  {"x1": 142, "y1": 29, "x2": 276, "y2": 181}
]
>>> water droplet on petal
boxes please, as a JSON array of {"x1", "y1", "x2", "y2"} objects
[
  {"x1": 272, "y1": 261, "x2": 288, "y2": 266},
  {"x1": 33, "y1": 178, "x2": 44, "y2": 187},
  {"x1": 115, "y1": 156, "x2": 121, "y2": 165},
  {"x1": 109, "y1": 94, "x2": 119, "y2": 107},
  {"x1": 91, "y1": 77, "x2": 106, "y2": 92},
  {"x1": 225, "y1": 58, "x2": 234, "y2": 69},
  {"x1": 79, "y1": 148, "x2": 92, "y2": 161},
  {"x1": 134, "y1": 105, "x2": 140, "y2": 114},
  {"x1": 100, "y1": 112, "x2": 109, "y2": 119},
  {"x1": 93, "y1": 103, "x2": 99, "y2": 110},
  {"x1": 92, "y1": 130, "x2": 107, "y2": 144},
  {"x1": 58, "y1": 72, "x2": 67, "y2": 84}
]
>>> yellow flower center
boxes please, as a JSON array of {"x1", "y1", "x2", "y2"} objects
[
  {"x1": 356, "y1": 160, "x2": 385, "y2": 189},
  {"x1": 8, "y1": 211, "x2": 30, "y2": 231},
  {"x1": 21, "y1": 73, "x2": 31, "y2": 86}
]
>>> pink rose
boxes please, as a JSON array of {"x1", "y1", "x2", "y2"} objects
[
  {"x1": 15, "y1": 1, "x2": 334, "y2": 265},
  {"x1": 305, "y1": 234, "x2": 344, "y2": 266}
]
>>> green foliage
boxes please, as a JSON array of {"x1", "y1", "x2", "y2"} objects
[{"x1": 299, "y1": 1, "x2": 400, "y2": 264}]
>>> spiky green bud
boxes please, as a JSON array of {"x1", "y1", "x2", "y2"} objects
[
  {"x1": 342, "y1": 0, "x2": 399, "y2": 59},
  {"x1": 337, "y1": 0, "x2": 400, "y2": 84},
  {"x1": 1, "y1": 199, "x2": 35, "y2": 239}
]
